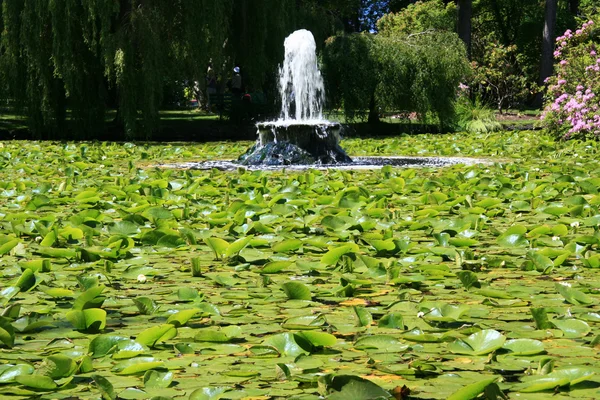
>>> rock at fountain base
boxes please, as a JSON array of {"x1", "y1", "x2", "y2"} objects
[{"x1": 238, "y1": 123, "x2": 352, "y2": 166}]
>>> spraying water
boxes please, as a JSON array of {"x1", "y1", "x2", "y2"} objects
[{"x1": 279, "y1": 30, "x2": 325, "y2": 122}]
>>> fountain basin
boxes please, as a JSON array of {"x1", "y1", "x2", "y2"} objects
[{"x1": 238, "y1": 122, "x2": 352, "y2": 166}]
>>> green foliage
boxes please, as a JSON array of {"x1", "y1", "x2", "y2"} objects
[
  {"x1": 322, "y1": 33, "x2": 378, "y2": 121},
  {"x1": 2, "y1": 133, "x2": 600, "y2": 396},
  {"x1": 470, "y1": 40, "x2": 537, "y2": 112},
  {"x1": 455, "y1": 96, "x2": 502, "y2": 134},
  {"x1": 540, "y1": 18, "x2": 600, "y2": 140},
  {"x1": 323, "y1": 30, "x2": 469, "y2": 125},
  {"x1": 0, "y1": 0, "x2": 345, "y2": 139},
  {"x1": 376, "y1": 0, "x2": 456, "y2": 36}
]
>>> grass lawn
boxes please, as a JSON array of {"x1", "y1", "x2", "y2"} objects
[{"x1": 1, "y1": 130, "x2": 599, "y2": 399}]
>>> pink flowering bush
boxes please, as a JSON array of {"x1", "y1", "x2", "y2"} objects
[{"x1": 541, "y1": 20, "x2": 600, "y2": 139}]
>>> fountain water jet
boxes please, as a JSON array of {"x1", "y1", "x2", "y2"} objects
[{"x1": 239, "y1": 29, "x2": 351, "y2": 166}]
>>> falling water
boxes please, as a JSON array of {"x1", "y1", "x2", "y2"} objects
[{"x1": 279, "y1": 30, "x2": 325, "y2": 122}]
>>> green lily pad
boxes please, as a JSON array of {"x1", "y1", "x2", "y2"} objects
[{"x1": 448, "y1": 329, "x2": 506, "y2": 355}]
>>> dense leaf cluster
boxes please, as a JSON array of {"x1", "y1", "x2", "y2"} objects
[
  {"x1": 1, "y1": 133, "x2": 600, "y2": 397},
  {"x1": 322, "y1": 30, "x2": 469, "y2": 125},
  {"x1": 0, "y1": 0, "x2": 347, "y2": 139}
]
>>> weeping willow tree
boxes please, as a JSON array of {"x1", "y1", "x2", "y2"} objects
[
  {"x1": 1, "y1": 0, "x2": 231, "y2": 139},
  {"x1": 322, "y1": 30, "x2": 470, "y2": 126},
  {"x1": 0, "y1": 0, "x2": 348, "y2": 139}
]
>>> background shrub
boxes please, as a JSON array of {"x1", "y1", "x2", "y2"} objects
[
  {"x1": 541, "y1": 19, "x2": 600, "y2": 139},
  {"x1": 322, "y1": 30, "x2": 469, "y2": 126}
]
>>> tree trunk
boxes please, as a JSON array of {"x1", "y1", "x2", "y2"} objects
[
  {"x1": 535, "y1": 0, "x2": 557, "y2": 108},
  {"x1": 569, "y1": 0, "x2": 579, "y2": 15},
  {"x1": 368, "y1": 92, "x2": 379, "y2": 124},
  {"x1": 457, "y1": 0, "x2": 472, "y2": 59},
  {"x1": 489, "y1": 0, "x2": 510, "y2": 46}
]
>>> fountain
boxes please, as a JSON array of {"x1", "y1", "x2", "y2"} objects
[
  {"x1": 238, "y1": 29, "x2": 352, "y2": 166},
  {"x1": 158, "y1": 30, "x2": 489, "y2": 171}
]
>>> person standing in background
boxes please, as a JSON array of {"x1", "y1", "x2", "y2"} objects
[
  {"x1": 206, "y1": 63, "x2": 217, "y2": 112},
  {"x1": 231, "y1": 66, "x2": 243, "y2": 96}
]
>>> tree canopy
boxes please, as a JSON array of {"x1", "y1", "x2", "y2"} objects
[{"x1": 1, "y1": 0, "x2": 597, "y2": 139}]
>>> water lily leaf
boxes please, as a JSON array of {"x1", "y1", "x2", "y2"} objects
[
  {"x1": 117, "y1": 387, "x2": 148, "y2": 399},
  {"x1": 448, "y1": 237, "x2": 479, "y2": 247},
  {"x1": 502, "y1": 339, "x2": 545, "y2": 355},
  {"x1": 109, "y1": 221, "x2": 140, "y2": 236},
  {"x1": 261, "y1": 261, "x2": 292, "y2": 274},
  {"x1": 15, "y1": 269, "x2": 36, "y2": 291},
  {"x1": 89, "y1": 335, "x2": 131, "y2": 358},
  {"x1": 112, "y1": 339, "x2": 149, "y2": 360},
  {"x1": 194, "y1": 330, "x2": 233, "y2": 343},
  {"x1": 321, "y1": 243, "x2": 359, "y2": 266},
  {"x1": 402, "y1": 328, "x2": 445, "y2": 343},
  {"x1": 531, "y1": 308, "x2": 553, "y2": 330},
  {"x1": 39, "y1": 231, "x2": 57, "y2": 247},
  {"x1": 353, "y1": 306, "x2": 373, "y2": 327},
  {"x1": 144, "y1": 207, "x2": 173, "y2": 221},
  {"x1": 475, "y1": 198, "x2": 503, "y2": 209},
  {"x1": 282, "y1": 281, "x2": 312, "y2": 300},
  {"x1": 19, "y1": 259, "x2": 51, "y2": 273},
  {"x1": 448, "y1": 329, "x2": 506, "y2": 355},
  {"x1": 14, "y1": 374, "x2": 57, "y2": 390},
  {"x1": 282, "y1": 315, "x2": 326, "y2": 330},
  {"x1": 0, "y1": 316, "x2": 16, "y2": 348},
  {"x1": 457, "y1": 271, "x2": 481, "y2": 290},
  {"x1": 166, "y1": 308, "x2": 199, "y2": 327},
  {"x1": 322, "y1": 215, "x2": 355, "y2": 231},
  {"x1": 354, "y1": 335, "x2": 409, "y2": 353},
  {"x1": 136, "y1": 324, "x2": 177, "y2": 347},
  {"x1": 177, "y1": 287, "x2": 199, "y2": 301},
  {"x1": 472, "y1": 288, "x2": 513, "y2": 299},
  {"x1": 156, "y1": 234, "x2": 186, "y2": 248},
  {"x1": 189, "y1": 386, "x2": 229, "y2": 400},
  {"x1": 204, "y1": 237, "x2": 229, "y2": 260},
  {"x1": 39, "y1": 286, "x2": 74, "y2": 298},
  {"x1": 66, "y1": 308, "x2": 106, "y2": 332},
  {"x1": 447, "y1": 376, "x2": 499, "y2": 400},
  {"x1": 143, "y1": 369, "x2": 173, "y2": 389},
  {"x1": 555, "y1": 283, "x2": 595, "y2": 305},
  {"x1": 92, "y1": 374, "x2": 116, "y2": 400},
  {"x1": 497, "y1": 226, "x2": 529, "y2": 247},
  {"x1": 552, "y1": 318, "x2": 591, "y2": 338},
  {"x1": 205, "y1": 272, "x2": 240, "y2": 287},
  {"x1": 133, "y1": 297, "x2": 160, "y2": 315},
  {"x1": 40, "y1": 355, "x2": 78, "y2": 379},
  {"x1": 0, "y1": 239, "x2": 19, "y2": 255},
  {"x1": 60, "y1": 226, "x2": 84, "y2": 241},
  {"x1": 369, "y1": 239, "x2": 397, "y2": 253},
  {"x1": 423, "y1": 304, "x2": 469, "y2": 322},
  {"x1": 224, "y1": 235, "x2": 253, "y2": 258},
  {"x1": 272, "y1": 239, "x2": 303, "y2": 253},
  {"x1": 0, "y1": 364, "x2": 34, "y2": 383},
  {"x1": 518, "y1": 367, "x2": 596, "y2": 393},
  {"x1": 72, "y1": 285, "x2": 106, "y2": 310},
  {"x1": 527, "y1": 251, "x2": 554, "y2": 273},
  {"x1": 378, "y1": 313, "x2": 404, "y2": 329},
  {"x1": 196, "y1": 302, "x2": 220, "y2": 316},
  {"x1": 296, "y1": 331, "x2": 337, "y2": 347},
  {"x1": 112, "y1": 357, "x2": 164, "y2": 375},
  {"x1": 326, "y1": 375, "x2": 392, "y2": 400},
  {"x1": 263, "y1": 332, "x2": 310, "y2": 357}
]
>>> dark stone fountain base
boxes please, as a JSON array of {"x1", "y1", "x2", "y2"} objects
[{"x1": 238, "y1": 122, "x2": 352, "y2": 166}]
